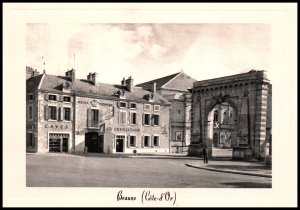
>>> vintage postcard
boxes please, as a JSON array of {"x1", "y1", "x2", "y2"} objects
[{"x1": 3, "y1": 3, "x2": 297, "y2": 207}]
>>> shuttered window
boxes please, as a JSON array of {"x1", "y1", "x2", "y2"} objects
[
  {"x1": 49, "y1": 106, "x2": 57, "y2": 120},
  {"x1": 129, "y1": 136, "x2": 136, "y2": 147},
  {"x1": 28, "y1": 105, "x2": 33, "y2": 120},
  {"x1": 64, "y1": 107, "x2": 71, "y2": 121},
  {"x1": 144, "y1": 113, "x2": 151, "y2": 125},
  {"x1": 144, "y1": 136, "x2": 150, "y2": 147},
  {"x1": 153, "y1": 136, "x2": 159, "y2": 147},
  {"x1": 130, "y1": 112, "x2": 137, "y2": 125},
  {"x1": 153, "y1": 114, "x2": 160, "y2": 126},
  {"x1": 119, "y1": 111, "x2": 127, "y2": 125}
]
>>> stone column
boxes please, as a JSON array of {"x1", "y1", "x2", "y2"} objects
[{"x1": 254, "y1": 82, "x2": 269, "y2": 161}]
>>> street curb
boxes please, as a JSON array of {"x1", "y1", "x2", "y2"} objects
[{"x1": 185, "y1": 163, "x2": 272, "y2": 178}]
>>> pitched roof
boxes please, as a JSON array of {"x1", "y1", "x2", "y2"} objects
[
  {"x1": 136, "y1": 72, "x2": 181, "y2": 89},
  {"x1": 26, "y1": 74, "x2": 44, "y2": 92},
  {"x1": 34, "y1": 74, "x2": 171, "y2": 105},
  {"x1": 136, "y1": 72, "x2": 197, "y2": 92}
]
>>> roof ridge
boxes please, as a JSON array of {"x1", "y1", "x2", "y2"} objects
[{"x1": 136, "y1": 72, "x2": 181, "y2": 87}]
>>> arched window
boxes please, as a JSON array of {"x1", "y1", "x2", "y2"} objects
[{"x1": 213, "y1": 110, "x2": 218, "y2": 122}]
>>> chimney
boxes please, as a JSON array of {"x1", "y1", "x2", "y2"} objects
[
  {"x1": 66, "y1": 69, "x2": 75, "y2": 82},
  {"x1": 91, "y1": 72, "x2": 98, "y2": 85},
  {"x1": 87, "y1": 72, "x2": 92, "y2": 81},
  {"x1": 121, "y1": 77, "x2": 126, "y2": 86},
  {"x1": 125, "y1": 76, "x2": 133, "y2": 92},
  {"x1": 149, "y1": 82, "x2": 156, "y2": 93}
]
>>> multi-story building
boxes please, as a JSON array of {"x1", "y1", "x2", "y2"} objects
[
  {"x1": 26, "y1": 69, "x2": 171, "y2": 154},
  {"x1": 136, "y1": 71, "x2": 196, "y2": 153}
]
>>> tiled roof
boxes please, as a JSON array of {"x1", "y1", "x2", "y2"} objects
[
  {"x1": 136, "y1": 72, "x2": 181, "y2": 89},
  {"x1": 136, "y1": 72, "x2": 196, "y2": 92},
  {"x1": 26, "y1": 74, "x2": 44, "y2": 92},
  {"x1": 36, "y1": 74, "x2": 171, "y2": 105}
]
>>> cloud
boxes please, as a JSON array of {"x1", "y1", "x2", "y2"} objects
[{"x1": 149, "y1": 44, "x2": 167, "y2": 58}]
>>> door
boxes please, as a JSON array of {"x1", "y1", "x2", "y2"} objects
[
  {"x1": 116, "y1": 135, "x2": 124, "y2": 152},
  {"x1": 85, "y1": 132, "x2": 103, "y2": 153},
  {"x1": 62, "y1": 138, "x2": 68, "y2": 152}
]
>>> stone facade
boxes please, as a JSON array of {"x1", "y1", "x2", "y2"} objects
[
  {"x1": 26, "y1": 70, "x2": 171, "y2": 154},
  {"x1": 136, "y1": 72, "x2": 196, "y2": 153},
  {"x1": 189, "y1": 70, "x2": 272, "y2": 162}
]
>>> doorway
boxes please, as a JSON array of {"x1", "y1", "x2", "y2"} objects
[
  {"x1": 116, "y1": 135, "x2": 125, "y2": 152},
  {"x1": 62, "y1": 138, "x2": 68, "y2": 152},
  {"x1": 85, "y1": 132, "x2": 103, "y2": 153}
]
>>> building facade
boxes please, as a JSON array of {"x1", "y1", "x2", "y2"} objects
[
  {"x1": 136, "y1": 72, "x2": 196, "y2": 153},
  {"x1": 189, "y1": 70, "x2": 272, "y2": 162},
  {"x1": 26, "y1": 69, "x2": 171, "y2": 154}
]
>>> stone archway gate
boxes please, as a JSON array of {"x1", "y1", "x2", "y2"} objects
[{"x1": 188, "y1": 70, "x2": 271, "y2": 161}]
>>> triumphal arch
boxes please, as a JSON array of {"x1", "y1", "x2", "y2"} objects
[{"x1": 188, "y1": 70, "x2": 272, "y2": 161}]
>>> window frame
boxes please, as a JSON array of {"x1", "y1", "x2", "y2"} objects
[
  {"x1": 48, "y1": 105, "x2": 58, "y2": 121},
  {"x1": 144, "y1": 104, "x2": 151, "y2": 111},
  {"x1": 130, "y1": 102, "x2": 137, "y2": 109},
  {"x1": 27, "y1": 132, "x2": 34, "y2": 147},
  {"x1": 154, "y1": 105, "x2": 160, "y2": 112},
  {"x1": 64, "y1": 107, "x2": 71, "y2": 121},
  {"x1": 153, "y1": 135, "x2": 160, "y2": 147},
  {"x1": 152, "y1": 114, "x2": 160, "y2": 126},
  {"x1": 27, "y1": 93, "x2": 34, "y2": 101},
  {"x1": 129, "y1": 135, "x2": 137, "y2": 148},
  {"x1": 119, "y1": 101, "x2": 127, "y2": 108},
  {"x1": 91, "y1": 108, "x2": 99, "y2": 127},
  {"x1": 48, "y1": 94, "x2": 58, "y2": 101},
  {"x1": 119, "y1": 110, "x2": 127, "y2": 125},
  {"x1": 63, "y1": 96, "x2": 71, "y2": 103},
  {"x1": 143, "y1": 113, "x2": 151, "y2": 126},
  {"x1": 143, "y1": 135, "x2": 151, "y2": 148},
  {"x1": 129, "y1": 111, "x2": 137, "y2": 125}
]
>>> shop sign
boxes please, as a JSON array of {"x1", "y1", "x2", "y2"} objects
[
  {"x1": 45, "y1": 124, "x2": 69, "y2": 129},
  {"x1": 78, "y1": 100, "x2": 113, "y2": 107},
  {"x1": 114, "y1": 127, "x2": 140, "y2": 132}
]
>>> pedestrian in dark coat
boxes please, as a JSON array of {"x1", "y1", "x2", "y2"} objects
[{"x1": 203, "y1": 145, "x2": 208, "y2": 164}]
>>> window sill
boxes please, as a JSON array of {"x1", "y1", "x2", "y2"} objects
[{"x1": 48, "y1": 119, "x2": 58, "y2": 122}]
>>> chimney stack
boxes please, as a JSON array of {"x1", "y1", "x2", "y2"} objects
[
  {"x1": 87, "y1": 72, "x2": 92, "y2": 81},
  {"x1": 125, "y1": 76, "x2": 134, "y2": 92},
  {"x1": 121, "y1": 77, "x2": 126, "y2": 86},
  {"x1": 66, "y1": 69, "x2": 75, "y2": 82},
  {"x1": 91, "y1": 72, "x2": 98, "y2": 85},
  {"x1": 149, "y1": 82, "x2": 156, "y2": 93}
]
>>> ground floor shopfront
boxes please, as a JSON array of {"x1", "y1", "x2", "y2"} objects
[{"x1": 28, "y1": 127, "x2": 170, "y2": 154}]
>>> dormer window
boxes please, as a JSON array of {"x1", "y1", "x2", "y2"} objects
[
  {"x1": 118, "y1": 101, "x2": 127, "y2": 108},
  {"x1": 130, "y1": 102, "x2": 137, "y2": 109},
  {"x1": 154, "y1": 105, "x2": 160, "y2": 111},
  {"x1": 144, "y1": 104, "x2": 151, "y2": 111}
]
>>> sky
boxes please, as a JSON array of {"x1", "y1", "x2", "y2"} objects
[{"x1": 26, "y1": 24, "x2": 271, "y2": 85}]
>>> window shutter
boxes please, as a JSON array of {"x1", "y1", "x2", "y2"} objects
[
  {"x1": 32, "y1": 134, "x2": 36, "y2": 147},
  {"x1": 127, "y1": 136, "x2": 130, "y2": 148},
  {"x1": 158, "y1": 115, "x2": 160, "y2": 126},
  {"x1": 33, "y1": 93, "x2": 35, "y2": 100},
  {"x1": 87, "y1": 108, "x2": 91, "y2": 127},
  {"x1": 141, "y1": 136, "x2": 144, "y2": 148},
  {"x1": 44, "y1": 93, "x2": 48, "y2": 101},
  {"x1": 56, "y1": 107, "x2": 59, "y2": 120},
  {"x1": 151, "y1": 114, "x2": 154, "y2": 126},
  {"x1": 70, "y1": 97, "x2": 74, "y2": 103},
  {"x1": 117, "y1": 102, "x2": 120, "y2": 108},
  {"x1": 142, "y1": 113, "x2": 144, "y2": 125},
  {"x1": 113, "y1": 135, "x2": 116, "y2": 149},
  {"x1": 44, "y1": 105, "x2": 49, "y2": 120},
  {"x1": 59, "y1": 95, "x2": 63, "y2": 102},
  {"x1": 60, "y1": 107, "x2": 64, "y2": 121},
  {"x1": 70, "y1": 108, "x2": 73, "y2": 121},
  {"x1": 151, "y1": 136, "x2": 154, "y2": 148},
  {"x1": 158, "y1": 137, "x2": 160, "y2": 147}
]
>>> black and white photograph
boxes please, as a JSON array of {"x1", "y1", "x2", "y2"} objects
[{"x1": 3, "y1": 3, "x2": 297, "y2": 208}]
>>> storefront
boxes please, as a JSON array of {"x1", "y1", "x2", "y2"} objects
[{"x1": 48, "y1": 133, "x2": 70, "y2": 152}]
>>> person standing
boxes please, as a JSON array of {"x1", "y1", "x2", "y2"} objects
[{"x1": 202, "y1": 145, "x2": 208, "y2": 164}]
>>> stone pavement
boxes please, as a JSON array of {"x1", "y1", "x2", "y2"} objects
[{"x1": 186, "y1": 160, "x2": 272, "y2": 178}]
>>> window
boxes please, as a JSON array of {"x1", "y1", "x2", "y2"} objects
[
  {"x1": 130, "y1": 112, "x2": 137, "y2": 125},
  {"x1": 64, "y1": 107, "x2": 71, "y2": 121},
  {"x1": 213, "y1": 110, "x2": 218, "y2": 122},
  {"x1": 49, "y1": 94, "x2": 57, "y2": 101},
  {"x1": 119, "y1": 111, "x2": 127, "y2": 125},
  {"x1": 154, "y1": 105, "x2": 160, "y2": 111},
  {"x1": 130, "y1": 136, "x2": 136, "y2": 147},
  {"x1": 153, "y1": 114, "x2": 160, "y2": 126},
  {"x1": 63, "y1": 96, "x2": 71, "y2": 102},
  {"x1": 91, "y1": 109, "x2": 99, "y2": 127},
  {"x1": 28, "y1": 105, "x2": 33, "y2": 120},
  {"x1": 119, "y1": 102, "x2": 127, "y2": 108},
  {"x1": 49, "y1": 106, "x2": 57, "y2": 120},
  {"x1": 28, "y1": 94, "x2": 34, "y2": 101},
  {"x1": 130, "y1": 103, "x2": 137, "y2": 109},
  {"x1": 144, "y1": 104, "x2": 151, "y2": 110},
  {"x1": 153, "y1": 136, "x2": 159, "y2": 147},
  {"x1": 144, "y1": 113, "x2": 151, "y2": 125},
  {"x1": 144, "y1": 136, "x2": 150, "y2": 147},
  {"x1": 26, "y1": 133, "x2": 34, "y2": 147}
]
